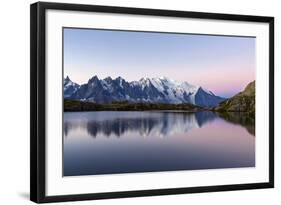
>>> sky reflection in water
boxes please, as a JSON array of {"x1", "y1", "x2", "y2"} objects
[{"x1": 63, "y1": 111, "x2": 255, "y2": 176}]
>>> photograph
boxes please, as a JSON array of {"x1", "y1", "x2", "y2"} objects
[
  {"x1": 30, "y1": 2, "x2": 274, "y2": 203},
  {"x1": 63, "y1": 27, "x2": 256, "y2": 176}
]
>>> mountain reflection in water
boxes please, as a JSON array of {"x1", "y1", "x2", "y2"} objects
[
  {"x1": 64, "y1": 111, "x2": 255, "y2": 138},
  {"x1": 63, "y1": 111, "x2": 255, "y2": 176}
]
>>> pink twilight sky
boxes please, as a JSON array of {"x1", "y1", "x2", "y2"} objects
[{"x1": 64, "y1": 28, "x2": 256, "y2": 98}]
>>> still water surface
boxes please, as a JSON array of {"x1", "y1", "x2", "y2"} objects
[{"x1": 64, "y1": 111, "x2": 255, "y2": 176}]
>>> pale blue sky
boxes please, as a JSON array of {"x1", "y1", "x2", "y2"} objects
[{"x1": 64, "y1": 28, "x2": 255, "y2": 97}]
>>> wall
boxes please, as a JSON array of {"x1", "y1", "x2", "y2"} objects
[{"x1": 0, "y1": 0, "x2": 279, "y2": 204}]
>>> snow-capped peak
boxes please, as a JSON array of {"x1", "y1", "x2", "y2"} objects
[
  {"x1": 65, "y1": 75, "x2": 70, "y2": 81},
  {"x1": 64, "y1": 76, "x2": 78, "y2": 87},
  {"x1": 64, "y1": 76, "x2": 80, "y2": 97},
  {"x1": 139, "y1": 77, "x2": 152, "y2": 89}
]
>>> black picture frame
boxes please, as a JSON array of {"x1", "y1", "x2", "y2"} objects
[{"x1": 30, "y1": 1, "x2": 274, "y2": 203}]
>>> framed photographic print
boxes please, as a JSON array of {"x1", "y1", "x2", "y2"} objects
[{"x1": 30, "y1": 2, "x2": 274, "y2": 203}]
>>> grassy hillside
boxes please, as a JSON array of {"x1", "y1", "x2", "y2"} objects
[
  {"x1": 64, "y1": 99, "x2": 203, "y2": 112},
  {"x1": 216, "y1": 81, "x2": 255, "y2": 116}
]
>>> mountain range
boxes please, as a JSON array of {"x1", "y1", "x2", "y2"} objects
[{"x1": 64, "y1": 76, "x2": 226, "y2": 107}]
